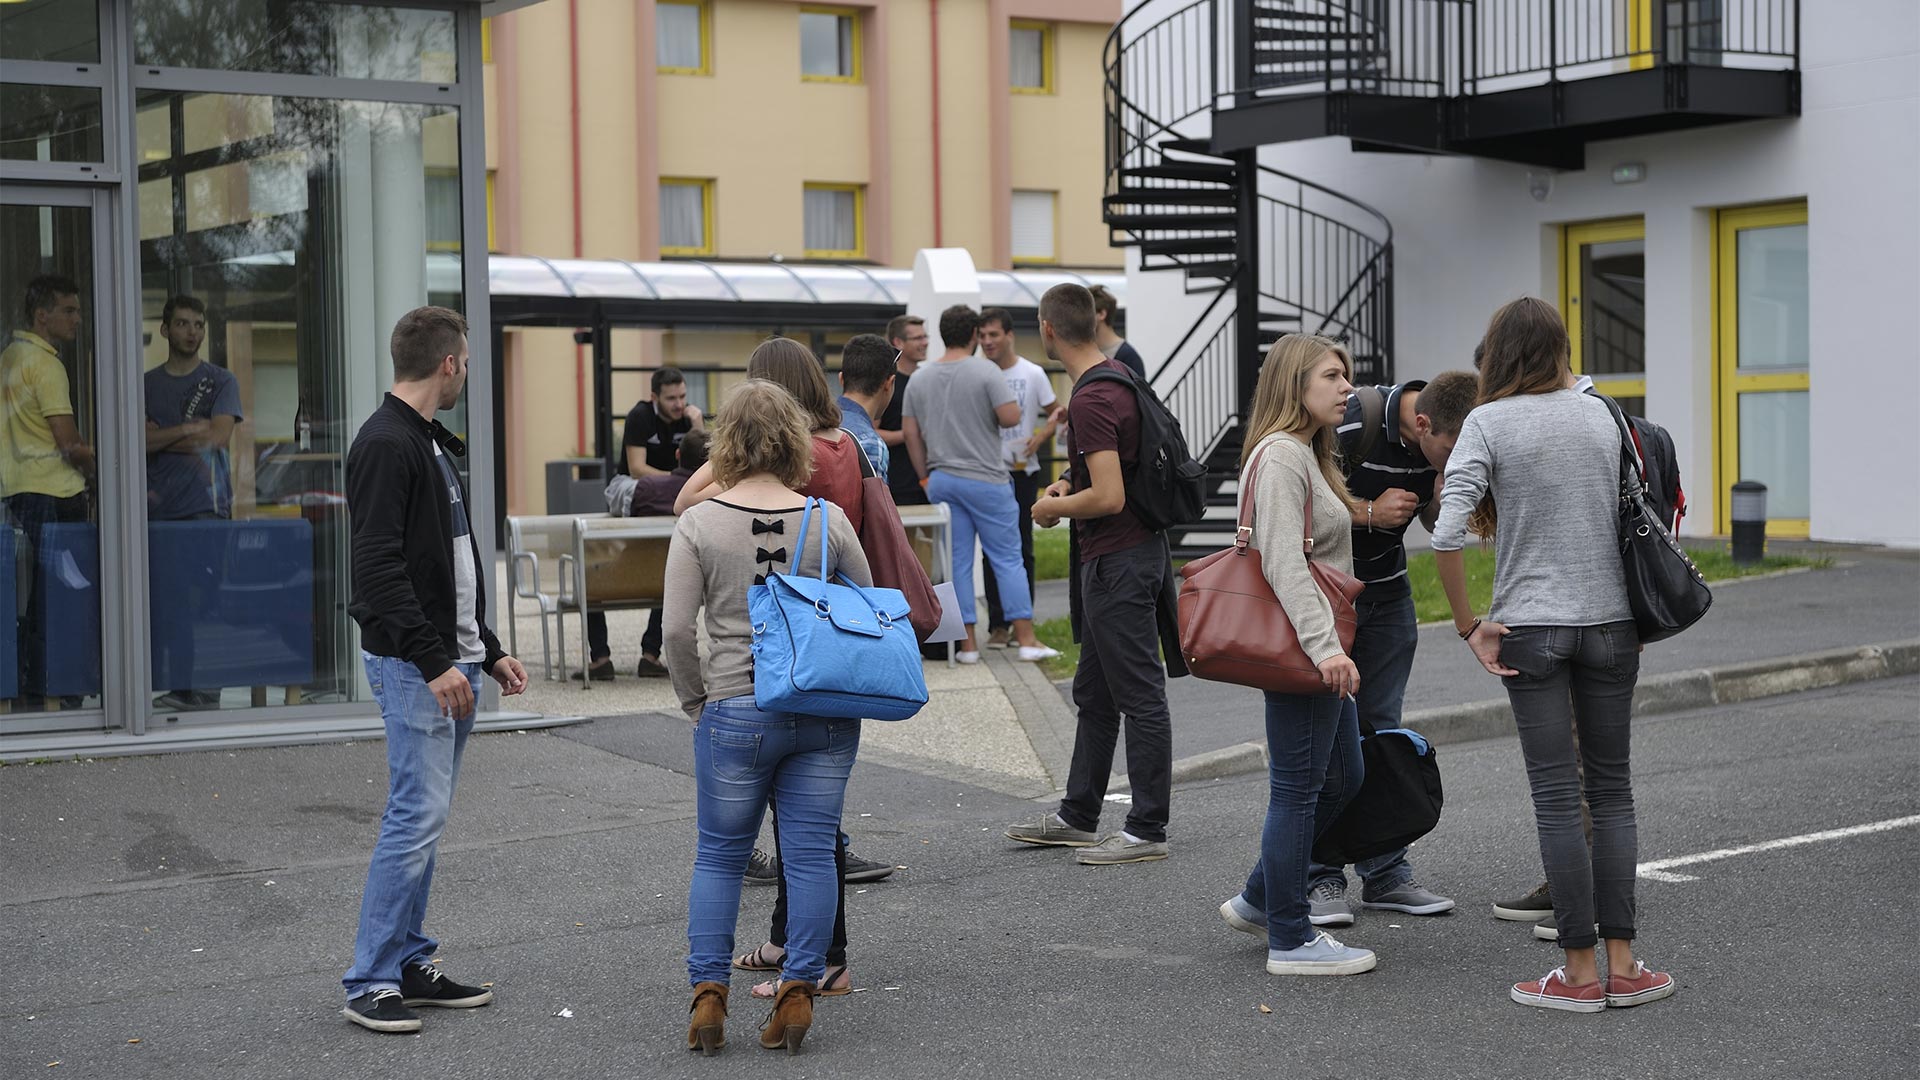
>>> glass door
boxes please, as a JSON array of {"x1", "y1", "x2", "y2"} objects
[
  {"x1": 1715, "y1": 201, "x2": 1809, "y2": 537},
  {"x1": 0, "y1": 183, "x2": 108, "y2": 731},
  {"x1": 1563, "y1": 218, "x2": 1648, "y2": 416}
]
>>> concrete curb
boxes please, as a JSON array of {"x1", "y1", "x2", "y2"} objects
[{"x1": 1164, "y1": 638, "x2": 1920, "y2": 785}]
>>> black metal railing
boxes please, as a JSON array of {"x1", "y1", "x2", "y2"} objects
[
  {"x1": 1253, "y1": 164, "x2": 1393, "y2": 372},
  {"x1": 1158, "y1": 301, "x2": 1245, "y2": 464},
  {"x1": 1241, "y1": 0, "x2": 1454, "y2": 99},
  {"x1": 1461, "y1": 0, "x2": 1796, "y2": 89}
]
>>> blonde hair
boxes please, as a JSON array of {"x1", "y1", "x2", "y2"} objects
[
  {"x1": 708, "y1": 380, "x2": 815, "y2": 490},
  {"x1": 1239, "y1": 334, "x2": 1359, "y2": 511}
]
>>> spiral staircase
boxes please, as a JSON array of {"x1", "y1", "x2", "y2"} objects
[{"x1": 1104, "y1": 0, "x2": 1397, "y2": 556}]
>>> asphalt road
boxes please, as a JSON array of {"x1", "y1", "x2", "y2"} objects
[{"x1": 3, "y1": 678, "x2": 1916, "y2": 1079}]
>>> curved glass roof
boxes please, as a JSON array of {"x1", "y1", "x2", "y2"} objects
[{"x1": 480, "y1": 254, "x2": 1126, "y2": 308}]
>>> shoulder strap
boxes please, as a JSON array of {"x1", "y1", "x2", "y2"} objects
[
  {"x1": 844, "y1": 427, "x2": 877, "y2": 479},
  {"x1": 1238, "y1": 440, "x2": 1316, "y2": 556},
  {"x1": 1595, "y1": 395, "x2": 1642, "y2": 502},
  {"x1": 789, "y1": 497, "x2": 832, "y2": 580},
  {"x1": 1351, "y1": 386, "x2": 1386, "y2": 468}
]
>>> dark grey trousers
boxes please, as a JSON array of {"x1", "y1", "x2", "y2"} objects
[
  {"x1": 1057, "y1": 536, "x2": 1173, "y2": 844},
  {"x1": 1499, "y1": 621, "x2": 1641, "y2": 950}
]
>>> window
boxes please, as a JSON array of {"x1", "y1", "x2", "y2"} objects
[
  {"x1": 1714, "y1": 201, "x2": 1810, "y2": 535},
  {"x1": 657, "y1": 1, "x2": 710, "y2": 75},
  {"x1": 800, "y1": 8, "x2": 860, "y2": 83},
  {"x1": 1012, "y1": 190, "x2": 1057, "y2": 263},
  {"x1": 133, "y1": 2, "x2": 458, "y2": 82},
  {"x1": 1010, "y1": 21, "x2": 1053, "y2": 93},
  {"x1": 803, "y1": 183, "x2": 864, "y2": 258},
  {"x1": 660, "y1": 178, "x2": 715, "y2": 256},
  {"x1": 426, "y1": 169, "x2": 461, "y2": 251},
  {"x1": 1561, "y1": 218, "x2": 1647, "y2": 416}
]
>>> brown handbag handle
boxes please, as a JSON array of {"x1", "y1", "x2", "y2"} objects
[{"x1": 1237, "y1": 439, "x2": 1316, "y2": 557}]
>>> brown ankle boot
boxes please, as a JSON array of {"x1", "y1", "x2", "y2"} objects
[
  {"x1": 758, "y1": 980, "x2": 816, "y2": 1055},
  {"x1": 687, "y1": 981, "x2": 729, "y2": 1056}
]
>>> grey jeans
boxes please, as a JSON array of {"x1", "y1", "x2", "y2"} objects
[{"x1": 1499, "y1": 621, "x2": 1640, "y2": 950}]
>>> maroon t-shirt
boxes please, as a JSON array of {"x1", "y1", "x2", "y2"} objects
[{"x1": 1066, "y1": 359, "x2": 1151, "y2": 562}]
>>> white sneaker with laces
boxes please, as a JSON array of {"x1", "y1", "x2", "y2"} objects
[{"x1": 1017, "y1": 645, "x2": 1060, "y2": 662}]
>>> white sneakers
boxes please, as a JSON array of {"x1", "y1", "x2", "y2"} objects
[{"x1": 1017, "y1": 645, "x2": 1061, "y2": 662}]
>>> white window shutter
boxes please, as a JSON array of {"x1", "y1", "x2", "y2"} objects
[{"x1": 1011, "y1": 190, "x2": 1054, "y2": 261}]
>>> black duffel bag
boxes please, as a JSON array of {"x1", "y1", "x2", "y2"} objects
[{"x1": 1312, "y1": 727, "x2": 1444, "y2": 866}]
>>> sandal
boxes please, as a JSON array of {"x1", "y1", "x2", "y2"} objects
[
  {"x1": 753, "y1": 965, "x2": 850, "y2": 999},
  {"x1": 733, "y1": 942, "x2": 784, "y2": 972}
]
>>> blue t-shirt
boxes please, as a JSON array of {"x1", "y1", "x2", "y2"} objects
[
  {"x1": 837, "y1": 395, "x2": 887, "y2": 477},
  {"x1": 144, "y1": 361, "x2": 243, "y2": 520}
]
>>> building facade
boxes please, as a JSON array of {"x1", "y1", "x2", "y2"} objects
[
  {"x1": 0, "y1": 0, "x2": 512, "y2": 757},
  {"x1": 1117, "y1": 0, "x2": 1918, "y2": 549},
  {"x1": 481, "y1": 0, "x2": 1126, "y2": 514}
]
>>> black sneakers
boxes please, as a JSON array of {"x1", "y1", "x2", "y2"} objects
[
  {"x1": 342, "y1": 988, "x2": 421, "y2": 1034},
  {"x1": 743, "y1": 848, "x2": 898, "y2": 885},
  {"x1": 743, "y1": 848, "x2": 780, "y2": 886},
  {"x1": 843, "y1": 851, "x2": 897, "y2": 883},
  {"x1": 400, "y1": 962, "x2": 495, "y2": 1008},
  {"x1": 1493, "y1": 881, "x2": 1555, "y2": 922}
]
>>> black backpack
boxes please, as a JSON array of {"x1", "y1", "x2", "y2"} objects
[
  {"x1": 1582, "y1": 387, "x2": 1688, "y2": 533},
  {"x1": 1076, "y1": 365, "x2": 1208, "y2": 532}
]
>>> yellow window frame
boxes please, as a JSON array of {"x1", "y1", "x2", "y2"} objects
[
  {"x1": 1011, "y1": 189, "x2": 1059, "y2": 265},
  {"x1": 481, "y1": 17, "x2": 493, "y2": 64},
  {"x1": 659, "y1": 177, "x2": 716, "y2": 256},
  {"x1": 799, "y1": 6, "x2": 862, "y2": 84},
  {"x1": 802, "y1": 182, "x2": 866, "y2": 259},
  {"x1": 657, "y1": 0, "x2": 712, "y2": 77},
  {"x1": 1712, "y1": 199, "x2": 1810, "y2": 537},
  {"x1": 1560, "y1": 217, "x2": 1648, "y2": 403},
  {"x1": 486, "y1": 169, "x2": 496, "y2": 252},
  {"x1": 1010, "y1": 20, "x2": 1055, "y2": 95}
]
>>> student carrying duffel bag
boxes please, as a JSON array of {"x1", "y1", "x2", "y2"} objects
[{"x1": 1312, "y1": 727, "x2": 1444, "y2": 866}]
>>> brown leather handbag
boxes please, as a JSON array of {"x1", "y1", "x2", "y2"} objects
[
  {"x1": 849, "y1": 437, "x2": 944, "y2": 643},
  {"x1": 1176, "y1": 444, "x2": 1363, "y2": 694}
]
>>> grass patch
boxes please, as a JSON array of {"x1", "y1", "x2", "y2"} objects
[
  {"x1": 1034, "y1": 524, "x2": 1071, "y2": 582},
  {"x1": 1405, "y1": 544, "x2": 1824, "y2": 625}
]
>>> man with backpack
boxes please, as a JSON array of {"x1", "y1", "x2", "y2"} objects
[
  {"x1": 1004, "y1": 284, "x2": 1190, "y2": 866},
  {"x1": 1303, "y1": 371, "x2": 1479, "y2": 927}
]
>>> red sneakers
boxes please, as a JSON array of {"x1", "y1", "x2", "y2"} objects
[
  {"x1": 1605, "y1": 961, "x2": 1677, "y2": 1008},
  {"x1": 1509, "y1": 966, "x2": 1606, "y2": 1013}
]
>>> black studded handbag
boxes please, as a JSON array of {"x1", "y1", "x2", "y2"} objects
[{"x1": 1600, "y1": 397, "x2": 1712, "y2": 644}]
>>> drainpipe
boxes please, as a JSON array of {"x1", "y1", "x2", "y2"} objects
[
  {"x1": 930, "y1": 0, "x2": 943, "y2": 246},
  {"x1": 569, "y1": 0, "x2": 587, "y2": 454}
]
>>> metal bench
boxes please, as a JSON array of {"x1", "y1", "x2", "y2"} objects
[{"x1": 505, "y1": 512, "x2": 606, "y2": 680}]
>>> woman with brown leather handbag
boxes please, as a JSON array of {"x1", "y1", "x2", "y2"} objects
[{"x1": 1207, "y1": 335, "x2": 1378, "y2": 977}]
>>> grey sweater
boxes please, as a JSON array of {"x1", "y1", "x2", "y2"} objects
[
  {"x1": 663, "y1": 498, "x2": 873, "y2": 720},
  {"x1": 1430, "y1": 388, "x2": 1631, "y2": 627},
  {"x1": 1241, "y1": 432, "x2": 1356, "y2": 666}
]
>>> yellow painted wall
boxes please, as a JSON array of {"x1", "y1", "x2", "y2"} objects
[
  {"x1": 1010, "y1": 20, "x2": 1112, "y2": 266},
  {"x1": 932, "y1": 0, "x2": 996, "y2": 260},
  {"x1": 656, "y1": 1, "x2": 872, "y2": 259}
]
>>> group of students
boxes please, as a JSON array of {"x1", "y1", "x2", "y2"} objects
[{"x1": 334, "y1": 289, "x2": 1670, "y2": 1048}]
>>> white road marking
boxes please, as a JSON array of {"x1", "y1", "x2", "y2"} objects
[{"x1": 1637, "y1": 814, "x2": 1920, "y2": 882}]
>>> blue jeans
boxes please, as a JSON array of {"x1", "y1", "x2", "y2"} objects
[
  {"x1": 925, "y1": 470, "x2": 1031, "y2": 626},
  {"x1": 342, "y1": 653, "x2": 483, "y2": 998},
  {"x1": 1309, "y1": 592, "x2": 1419, "y2": 895},
  {"x1": 688, "y1": 695, "x2": 859, "y2": 987},
  {"x1": 1241, "y1": 692, "x2": 1363, "y2": 950}
]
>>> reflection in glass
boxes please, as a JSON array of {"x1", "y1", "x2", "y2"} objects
[
  {"x1": 1736, "y1": 224, "x2": 1808, "y2": 371},
  {"x1": 1737, "y1": 390, "x2": 1809, "y2": 519},
  {"x1": 1578, "y1": 238, "x2": 1645, "y2": 377},
  {"x1": 134, "y1": 0, "x2": 456, "y2": 82},
  {"x1": 0, "y1": 201, "x2": 103, "y2": 720},
  {"x1": 0, "y1": 0, "x2": 99, "y2": 63},
  {"x1": 0, "y1": 83, "x2": 105, "y2": 163},
  {"x1": 138, "y1": 89, "x2": 463, "y2": 713}
]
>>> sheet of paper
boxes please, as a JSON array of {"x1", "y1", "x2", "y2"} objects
[{"x1": 926, "y1": 581, "x2": 967, "y2": 643}]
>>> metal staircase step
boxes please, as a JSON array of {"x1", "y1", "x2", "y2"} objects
[
  {"x1": 1256, "y1": 47, "x2": 1384, "y2": 62},
  {"x1": 1119, "y1": 163, "x2": 1237, "y2": 184},
  {"x1": 1103, "y1": 211, "x2": 1237, "y2": 231},
  {"x1": 1159, "y1": 137, "x2": 1218, "y2": 155},
  {"x1": 1106, "y1": 188, "x2": 1239, "y2": 208},
  {"x1": 1177, "y1": 260, "x2": 1239, "y2": 280},
  {"x1": 1137, "y1": 237, "x2": 1237, "y2": 257}
]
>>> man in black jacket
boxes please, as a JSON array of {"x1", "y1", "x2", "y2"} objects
[{"x1": 340, "y1": 306, "x2": 527, "y2": 1035}]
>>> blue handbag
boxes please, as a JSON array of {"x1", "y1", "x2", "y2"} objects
[{"x1": 749, "y1": 498, "x2": 929, "y2": 721}]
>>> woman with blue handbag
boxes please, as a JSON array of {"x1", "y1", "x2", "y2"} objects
[{"x1": 665, "y1": 379, "x2": 874, "y2": 1056}]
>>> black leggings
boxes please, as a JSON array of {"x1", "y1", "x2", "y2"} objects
[{"x1": 766, "y1": 796, "x2": 848, "y2": 967}]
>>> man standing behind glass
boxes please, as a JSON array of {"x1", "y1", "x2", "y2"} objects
[
  {"x1": 341, "y1": 306, "x2": 527, "y2": 1034},
  {"x1": 144, "y1": 295, "x2": 243, "y2": 712},
  {"x1": 2, "y1": 276, "x2": 95, "y2": 704}
]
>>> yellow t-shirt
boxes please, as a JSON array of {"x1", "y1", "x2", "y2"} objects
[{"x1": 0, "y1": 332, "x2": 86, "y2": 499}]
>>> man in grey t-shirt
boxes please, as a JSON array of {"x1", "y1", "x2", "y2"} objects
[{"x1": 902, "y1": 305, "x2": 1058, "y2": 664}]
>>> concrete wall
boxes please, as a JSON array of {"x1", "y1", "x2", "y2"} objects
[{"x1": 1123, "y1": 0, "x2": 1920, "y2": 546}]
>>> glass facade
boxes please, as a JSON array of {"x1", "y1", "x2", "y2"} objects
[{"x1": 0, "y1": 1, "x2": 492, "y2": 747}]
